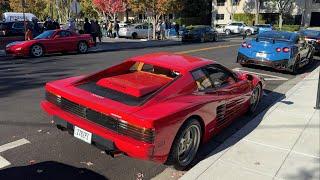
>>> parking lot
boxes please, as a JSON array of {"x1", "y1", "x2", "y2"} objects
[{"x1": 0, "y1": 37, "x2": 319, "y2": 179}]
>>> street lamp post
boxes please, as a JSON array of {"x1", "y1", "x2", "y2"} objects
[
  {"x1": 315, "y1": 69, "x2": 320, "y2": 110},
  {"x1": 21, "y1": 0, "x2": 26, "y2": 35}
]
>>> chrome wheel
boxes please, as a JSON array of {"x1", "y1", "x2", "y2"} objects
[
  {"x1": 31, "y1": 45, "x2": 43, "y2": 57},
  {"x1": 177, "y1": 124, "x2": 201, "y2": 166},
  {"x1": 78, "y1": 42, "x2": 88, "y2": 53},
  {"x1": 225, "y1": 29, "x2": 231, "y2": 35},
  {"x1": 249, "y1": 86, "x2": 260, "y2": 113}
]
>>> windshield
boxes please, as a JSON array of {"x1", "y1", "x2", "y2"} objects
[
  {"x1": 301, "y1": 30, "x2": 320, "y2": 37},
  {"x1": 34, "y1": 30, "x2": 55, "y2": 39},
  {"x1": 258, "y1": 31, "x2": 292, "y2": 42}
]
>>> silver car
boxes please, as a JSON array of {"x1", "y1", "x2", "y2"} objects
[
  {"x1": 118, "y1": 23, "x2": 152, "y2": 39},
  {"x1": 224, "y1": 22, "x2": 257, "y2": 35}
]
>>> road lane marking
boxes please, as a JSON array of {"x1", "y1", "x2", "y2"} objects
[
  {"x1": 233, "y1": 68, "x2": 289, "y2": 81},
  {"x1": 0, "y1": 156, "x2": 11, "y2": 168},
  {"x1": 0, "y1": 138, "x2": 30, "y2": 169},
  {"x1": 175, "y1": 44, "x2": 239, "y2": 54},
  {"x1": 0, "y1": 138, "x2": 30, "y2": 153}
]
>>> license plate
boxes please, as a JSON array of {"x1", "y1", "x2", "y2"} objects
[
  {"x1": 256, "y1": 52, "x2": 267, "y2": 58},
  {"x1": 74, "y1": 126, "x2": 92, "y2": 144}
]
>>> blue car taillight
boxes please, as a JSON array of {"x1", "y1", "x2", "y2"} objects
[{"x1": 283, "y1": 47, "x2": 290, "y2": 53}]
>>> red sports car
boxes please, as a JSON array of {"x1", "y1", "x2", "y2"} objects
[
  {"x1": 41, "y1": 53, "x2": 264, "y2": 169},
  {"x1": 5, "y1": 30, "x2": 94, "y2": 57}
]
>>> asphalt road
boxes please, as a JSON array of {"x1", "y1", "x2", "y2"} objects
[{"x1": 0, "y1": 38, "x2": 319, "y2": 180}]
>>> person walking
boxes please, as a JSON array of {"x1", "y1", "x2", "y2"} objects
[
  {"x1": 175, "y1": 22, "x2": 180, "y2": 38},
  {"x1": 156, "y1": 21, "x2": 161, "y2": 40},
  {"x1": 114, "y1": 20, "x2": 120, "y2": 38},
  {"x1": 90, "y1": 20, "x2": 98, "y2": 46},
  {"x1": 67, "y1": 18, "x2": 76, "y2": 32},
  {"x1": 107, "y1": 22, "x2": 113, "y2": 38},
  {"x1": 53, "y1": 19, "x2": 60, "y2": 29},
  {"x1": 160, "y1": 21, "x2": 166, "y2": 40},
  {"x1": 25, "y1": 26, "x2": 33, "y2": 41},
  {"x1": 96, "y1": 20, "x2": 102, "y2": 43},
  {"x1": 84, "y1": 18, "x2": 91, "y2": 34}
]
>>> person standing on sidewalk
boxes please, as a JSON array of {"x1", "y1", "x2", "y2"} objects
[
  {"x1": 83, "y1": 18, "x2": 91, "y2": 34},
  {"x1": 156, "y1": 21, "x2": 161, "y2": 40},
  {"x1": 160, "y1": 21, "x2": 166, "y2": 40},
  {"x1": 114, "y1": 21, "x2": 120, "y2": 38},
  {"x1": 107, "y1": 22, "x2": 113, "y2": 38},
  {"x1": 175, "y1": 22, "x2": 180, "y2": 38},
  {"x1": 90, "y1": 20, "x2": 98, "y2": 46},
  {"x1": 25, "y1": 26, "x2": 33, "y2": 41},
  {"x1": 96, "y1": 20, "x2": 102, "y2": 43}
]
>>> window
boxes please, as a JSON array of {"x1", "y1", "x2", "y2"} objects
[
  {"x1": 192, "y1": 65, "x2": 236, "y2": 91},
  {"x1": 216, "y1": 14, "x2": 224, "y2": 20},
  {"x1": 135, "y1": 25, "x2": 142, "y2": 29},
  {"x1": 58, "y1": 30, "x2": 72, "y2": 37},
  {"x1": 130, "y1": 62, "x2": 180, "y2": 78},
  {"x1": 233, "y1": 0, "x2": 240, "y2": 5},
  {"x1": 12, "y1": 22, "x2": 24, "y2": 29},
  {"x1": 204, "y1": 66, "x2": 236, "y2": 89},
  {"x1": 217, "y1": 0, "x2": 225, "y2": 6}
]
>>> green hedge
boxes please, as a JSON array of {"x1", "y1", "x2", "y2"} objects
[
  {"x1": 233, "y1": 13, "x2": 265, "y2": 25},
  {"x1": 274, "y1": 25, "x2": 301, "y2": 32},
  {"x1": 175, "y1": 17, "x2": 208, "y2": 26}
]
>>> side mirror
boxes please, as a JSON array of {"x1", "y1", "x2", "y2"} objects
[{"x1": 246, "y1": 74, "x2": 254, "y2": 81}]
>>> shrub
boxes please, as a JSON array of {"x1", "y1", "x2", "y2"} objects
[
  {"x1": 274, "y1": 25, "x2": 300, "y2": 32},
  {"x1": 233, "y1": 13, "x2": 265, "y2": 25}
]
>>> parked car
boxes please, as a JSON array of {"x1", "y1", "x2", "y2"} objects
[
  {"x1": 118, "y1": 23, "x2": 152, "y2": 39},
  {"x1": 0, "y1": 21, "x2": 25, "y2": 37},
  {"x1": 255, "y1": 24, "x2": 273, "y2": 34},
  {"x1": 224, "y1": 22, "x2": 257, "y2": 36},
  {"x1": 41, "y1": 52, "x2": 264, "y2": 170},
  {"x1": 5, "y1": 29, "x2": 94, "y2": 57},
  {"x1": 237, "y1": 31, "x2": 314, "y2": 74},
  {"x1": 182, "y1": 25, "x2": 217, "y2": 42},
  {"x1": 299, "y1": 28, "x2": 320, "y2": 53}
]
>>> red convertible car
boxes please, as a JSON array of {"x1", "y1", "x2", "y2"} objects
[
  {"x1": 5, "y1": 30, "x2": 94, "y2": 57},
  {"x1": 41, "y1": 53, "x2": 264, "y2": 169}
]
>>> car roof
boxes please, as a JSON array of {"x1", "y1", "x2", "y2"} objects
[
  {"x1": 259, "y1": 30, "x2": 297, "y2": 40},
  {"x1": 129, "y1": 52, "x2": 214, "y2": 73}
]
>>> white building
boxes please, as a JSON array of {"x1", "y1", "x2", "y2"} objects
[{"x1": 212, "y1": 0, "x2": 320, "y2": 26}]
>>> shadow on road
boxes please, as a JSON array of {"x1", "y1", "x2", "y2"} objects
[{"x1": 0, "y1": 161, "x2": 107, "y2": 180}]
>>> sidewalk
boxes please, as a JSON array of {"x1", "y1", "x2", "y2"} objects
[
  {"x1": 181, "y1": 67, "x2": 320, "y2": 180},
  {"x1": 90, "y1": 37, "x2": 182, "y2": 53}
]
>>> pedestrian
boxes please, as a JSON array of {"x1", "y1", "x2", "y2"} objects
[
  {"x1": 165, "y1": 20, "x2": 171, "y2": 39},
  {"x1": 25, "y1": 26, "x2": 33, "y2": 41},
  {"x1": 67, "y1": 18, "x2": 76, "y2": 32},
  {"x1": 107, "y1": 22, "x2": 113, "y2": 38},
  {"x1": 160, "y1": 21, "x2": 166, "y2": 40},
  {"x1": 156, "y1": 21, "x2": 161, "y2": 40},
  {"x1": 90, "y1": 20, "x2": 98, "y2": 46},
  {"x1": 113, "y1": 20, "x2": 120, "y2": 38},
  {"x1": 175, "y1": 22, "x2": 180, "y2": 38},
  {"x1": 96, "y1": 20, "x2": 102, "y2": 43},
  {"x1": 53, "y1": 19, "x2": 60, "y2": 29},
  {"x1": 84, "y1": 18, "x2": 91, "y2": 34},
  {"x1": 32, "y1": 17, "x2": 40, "y2": 37}
]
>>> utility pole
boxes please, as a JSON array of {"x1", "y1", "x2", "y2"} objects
[{"x1": 21, "y1": 0, "x2": 26, "y2": 35}]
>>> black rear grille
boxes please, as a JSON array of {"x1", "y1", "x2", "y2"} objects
[{"x1": 46, "y1": 92, "x2": 155, "y2": 143}]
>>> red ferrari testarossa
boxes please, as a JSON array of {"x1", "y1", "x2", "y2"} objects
[{"x1": 41, "y1": 52, "x2": 264, "y2": 169}]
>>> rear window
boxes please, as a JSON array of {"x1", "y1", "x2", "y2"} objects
[
  {"x1": 130, "y1": 62, "x2": 180, "y2": 78},
  {"x1": 258, "y1": 31, "x2": 292, "y2": 41},
  {"x1": 300, "y1": 30, "x2": 320, "y2": 37}
]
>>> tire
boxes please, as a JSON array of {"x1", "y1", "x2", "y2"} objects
[
  {"x1": 212, "y1": 34, "x2": 217, "y2": 42},
  {"x1": 245, "y1": 29, "x2": 252, "y2": 36},
  {"x1": 132, "y1": 32, "x2": 137, "y2": 39},
  {"x1": 291, "y1": 54, "x2": 300, "y2": 75},
  {"x1": 200, "y1": 35, "x2": 205, "y2": 43},
  {"x1": 30, "y1": 44, "x2": 44, "y2": 57},
  {"x1": 166, "y1": 119, "x2": 202, "y2": 170},
  {"x1": 77, "y1": 41, "x2": 88, "y2": 54},
  {"x1": 225, "y1": 29, "x2": 231, "y2": 35},
  {"x1": 247, "y1": 84, "x2": 261, "y2": 115}
]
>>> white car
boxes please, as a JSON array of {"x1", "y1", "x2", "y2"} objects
[
  {"x1": 224, "y1": 22, "x2": 257, "y2": 35},
  {"x1": 119, "y1": 23, "x2": 152, "y2": 39}
]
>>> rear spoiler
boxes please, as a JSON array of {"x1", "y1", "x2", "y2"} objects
[{"x1": 256, "y1": 37, "x2": 276, "y2": 44}]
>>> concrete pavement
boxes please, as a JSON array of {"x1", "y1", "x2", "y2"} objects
[{"x1": 181, "y1": 67, "x2": 320, "y2": 180}]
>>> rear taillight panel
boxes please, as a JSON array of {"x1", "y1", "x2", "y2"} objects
[
  {"x1": 241, "y1": 42, "x2": 251, "y2": 48},
  {"x1": 276, "y1": 47, "x2": 281, "y2": 52},
  {"x1": 282, "y1": 47, "x2": 290, "y2": 53}
]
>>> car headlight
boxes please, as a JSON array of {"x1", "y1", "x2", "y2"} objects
[{"x1": 16, "y1": 47, "x2": 22, "y2": 51}]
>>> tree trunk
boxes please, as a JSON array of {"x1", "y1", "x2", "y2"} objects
[
  {"x1": 279, "y1": 13, "x2": 283, "y2": 30},
  {"x1": 152, "y1": 16, "x2": 156, "y2": 40},
  {"x1": 255, "y1": 0, "x2": 259, "y2": 25}
]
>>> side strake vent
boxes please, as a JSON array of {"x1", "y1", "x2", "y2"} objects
[
  {"x1": 45, "y1": 91, "x2": 155, "y2": 143},
  {"x1": 216, "y1": 104, "x2": 226, "y2": 125}
]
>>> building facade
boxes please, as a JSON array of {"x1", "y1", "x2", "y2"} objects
[{"x1": 212, "y1": 0, "x2": 320, "y2": 26}]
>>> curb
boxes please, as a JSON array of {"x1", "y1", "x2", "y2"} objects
[
  {"x1": 0, "y1": 50, "x2": 5, "y2": 57},
  {"x1": 181, "y1": 66, "x2": 320, "y2": 180}
]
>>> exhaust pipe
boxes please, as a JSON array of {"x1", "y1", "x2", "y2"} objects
[
  {"x1": 56, "y1": 124, "x2": 67, "y2": 131},
  {"x1": 105, "y1": 150, "x2": 123, "y2": 158}
]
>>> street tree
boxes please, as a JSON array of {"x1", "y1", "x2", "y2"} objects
[
  {"x1": 80, "y1": 0, "x2": 99, "y2": 19},
  {"x1": 269, "y1": 0, "x2": 294, "y2": 29},
  {"x1": 9, "y1": 0, "x2": 48, "y2": 20},
  {"x1": 92, "y1": 0, "x2": 127, "y2": 21},
  {"x1": 128, "y1": 0, "x2": 183, "y2": 39},
  {"x1": 0, "y1": 0, "x2": 11, "y2": 15}
]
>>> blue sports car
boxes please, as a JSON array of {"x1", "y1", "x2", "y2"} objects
[
  {"x1": 237, "y1": 31, "x2": 314, "y2": 74},
  {"x1": 255, "y1": 24, "x2": 273, "y2": 34}
]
